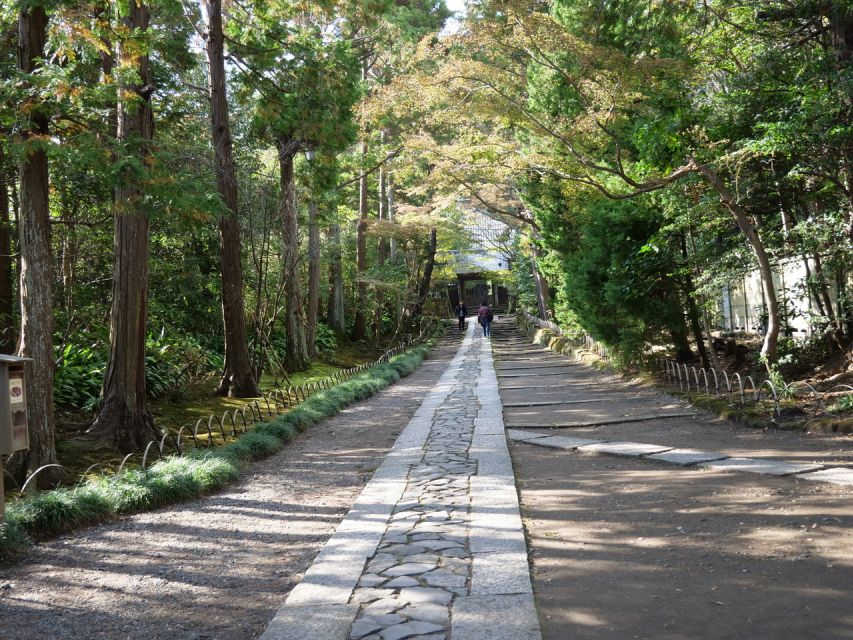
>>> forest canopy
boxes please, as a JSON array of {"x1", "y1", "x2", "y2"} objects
[{"x1": 1, "y1": 0, "x2": 852, "y2": 488}]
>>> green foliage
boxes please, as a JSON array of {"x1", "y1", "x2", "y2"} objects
[
  {"x1": 53, "y1": 333, "x2": 224, "y2": 410},
  {"x1": 314, "y1": 323, "x2": 339, "y2": 353},
  {"x1": 0, "y1": 519, "x2": 27, "y2": 558},
  {"x1": 527, "y1": 190, "x2": 689, "y2": 362},
  {"x1": 54, "y1": 343, "x2": 104, "y2": 411},
  {"x1": 0, "y1": 339, "x2": 434, "y2": 557},
  {"x1": 827, "y1": 395, "x2": 853, "y2": 416},
  {"x1": 6, "y1": 486, "x2": 113, "y2": 537}
]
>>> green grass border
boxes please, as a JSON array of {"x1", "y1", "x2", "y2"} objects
[{"x1": 1, "y1": 336, "x2": 440, "y2": 561}]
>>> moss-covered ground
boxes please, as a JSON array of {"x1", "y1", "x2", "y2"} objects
[
  {"x1": 47, "y1": 342, "x2": 393, "y2": 486},
  {"x1": 1, "y1": 337, "x2": 438, "y2": 560}
]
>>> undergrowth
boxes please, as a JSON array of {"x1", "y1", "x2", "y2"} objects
[{"x1": 1, "y1": 341, "x2": 435, "y2": 561}]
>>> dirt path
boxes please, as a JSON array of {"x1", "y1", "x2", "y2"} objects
[
  {"x1": 0, "y1": 334, "x2": 461, "y2": 640},
  {"x1": 512, "y1": 443, "x2": 853, "y2": 639},
  {"x1": 490, "y1": 320, "x2": 853, "y2": 640}
]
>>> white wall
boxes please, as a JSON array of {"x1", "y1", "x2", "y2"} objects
[{"x1": 717, "y1": 258, "x2": 842, "y2": 338}]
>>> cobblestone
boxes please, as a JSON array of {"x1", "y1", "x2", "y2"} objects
[{"x1": 259, "y1": 321, "x2": 541, "y2": 640}]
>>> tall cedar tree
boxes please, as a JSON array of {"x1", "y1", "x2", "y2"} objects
[
  {"x1": 0, "y1": 144, "x2": 15, "y2": 353},
  {"x1": 88, "y1": 0, "x2": 158, "y2": 451},
  {"x1": 203, "y1": 0, "x2": 259, "y2": 397},
  {"x1": 278, "y1": 141, "x2": 310, "y2": 371},
  {"x1": 17, "y1": 0, "x2": 60, "y2": 486},
  {"x1": 306, "y1": 200, "x2": 320, "y2": 357}
]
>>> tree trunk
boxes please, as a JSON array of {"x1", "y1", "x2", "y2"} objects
[
  {"x1": 530, "y1": 244, "x2": 550, "y2": 319},
  {"x1": 670, "y1": 327, "x2": 693, "y2": 363},
  {"x1": 388, "y1": 174, "x2": 398, "y2": 261},
  {"x1": 327, "y1": 223, "x2": 345, "y2": 334},
  {"x1": 278, "y1": 143, "x2": 310, "y2": 371},
  {"x1": 204, "y1": 0, "x2": 259, "y2": 397},
  {"x1": 696, "y1": 163, "x2": 780, "y2": 363},
  {"x1": 412, "y1": 228, "x2": 437, "y2": 318},
  {"x1": 830, "y1": 3, "x2": 853, "y2": 240},
  {"x1": 306, "y1": 201, "x2": 320, "y2": 357},
  {"x1": 680, "y1": 235, "x2": 709, "y2": 368},
  {"x1": 87, "y1": 0, "x2": 157, "y2": 452},
  {"x1": 685, "y1": 295, "x2": 708, "y2": 368},
  {"x1": 373, "y1": 134, "x2": 389, "y2": 343},
  {"x1": 0, "y1": 143, "x2": 16, "y2": 353},
  {"x1": 17, "y1": 3, "x2": 60, "y2": 486},
  {"x1": 353, "y1": 137, "x2": 369, "y2": 340}
]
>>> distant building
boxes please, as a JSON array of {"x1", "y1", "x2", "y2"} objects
[
  {"x1": 717, "y1": 257, "x2": 848, "y2": 339},
  {"x1": 447, "y1": 210, "x2": 513, "y2": 311}
]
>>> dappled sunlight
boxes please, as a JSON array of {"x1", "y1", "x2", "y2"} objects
[{"x1": 513, "y1": 439, "x2": 853, "y2": 639}]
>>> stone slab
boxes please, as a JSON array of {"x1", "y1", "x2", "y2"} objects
[
  {"x1": 503, "y1": 399, "x2": 607, "y2": 407},
  {"x1": 473, "y1": 418, "x2": 505, "y2": 435},
  {"x1": 451, "y1": 594, "x2": 542, "y2": 640},
  {"x1": 796, "y1": 467, "x2": 853, "y2": 486},
  {"x1": 259, "y1": 603, "x2": 359, "y2": 640},
  {"x1": 469, "y1": 519, "x2": 527, "y2": 554},
  {"x1": 505, "y1": 412, "x2": 699, "y2": 428},
  {"x1": 521, "y1": 435, "x2": 605, "y2": 450},
  {"x1": 578, "y1": 441, "x2": 673, "y2": 457},
  {"x1": 701, "y1": 457, "x2": 825, "y2": 476},
  {"x1": 496, "y1": 363, "x2": 577, "y2": 371},
  {"x1": 471, "y1": 551, "x2": 533, "y2": 595},
  {"x1": 496, "y1": 371, "x2": 572, "y2": 378},
  {"x1": 471, "y1": 433, "x2": 508, "y2": 448},
  {"x1": 646, "y1": 448, "x2": 729, "y2": 466},
  {"x1": 506, "y1": 429, "x2": 549, "y2": 441}
]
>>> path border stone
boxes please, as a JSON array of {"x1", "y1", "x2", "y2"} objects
[
  {"x1": 507, "y1": 428, "x2": 851, "y2": 487},
  {"x1": 260, "y1": 324, "x2": 542, "y2": 640}
]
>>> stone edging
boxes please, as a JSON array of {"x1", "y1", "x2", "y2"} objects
[
  {"x1": 259, "y1": 322, "x2": 542, "y2": 640},
  {"x1": 507, "y1": 429, "x2": 853, "y2": 486}
]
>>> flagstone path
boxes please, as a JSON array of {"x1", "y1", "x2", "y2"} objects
[{"x1": 260, "y1": 320, "x2": 540, "y2": 640}]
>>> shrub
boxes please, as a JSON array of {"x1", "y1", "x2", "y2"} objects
[
  {"x1": 0, "y1": 519, "x2": 28, "y2": 558},
  {"x1": 54, "y1": 343, "x2": 105, "y2": 411},
  {"x1": 0, "y1": 335, "x2": 438, "y2": 558},
  {"x1": 6, "y1": 486, "x2": 113, "y2": 537},
  {"x1": 314, "y1": 323, "x2": 338, "y2": 353},
  {"x1": 54, "y1": 331, "x2": 222, "y2": 410},
  {"x1": 827, "y1": 395, "x2": 853, "y2": 415}
]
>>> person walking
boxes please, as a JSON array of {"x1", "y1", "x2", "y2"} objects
[
  {"x1": 477, "y1": 299, "x2": 493, "y2": 338},
  {"x1": 455, "y1": 301, "x2": 467, "y2": 331}
]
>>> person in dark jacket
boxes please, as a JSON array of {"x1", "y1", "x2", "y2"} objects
[
  {"x1": 455, "y1": 302, "x2": 467, "y2": 330},
  {"x1": 477, "y1": 299, "x2": 493, "y2": 337}
]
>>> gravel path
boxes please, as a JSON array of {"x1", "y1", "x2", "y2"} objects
[
  {"x1": 491, "y1": 319, "x2": 853, "y2": 639},
  {"x1": 0, "y1": 335, "x2": 461, "y2": 640}
]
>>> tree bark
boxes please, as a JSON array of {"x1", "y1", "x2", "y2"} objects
[
  {"x1": 327, "y1": 223, "x2": 345, "y2": 334},
  {"x1": 388, "y1": 174, "x2": 398, "y2": 261},
  {"x1": 306, "y1": 201, "x2": 321, "y2": 357},
  {"x1": 373, "y1": 134, "x2": 389, "y2": 342},
  {"x1": 696, "y1": 163, "x2": 780, "y2": 363},
  {"x1": 17, "y1": 2, "x2": 60, "y2": 486},
  {"x1": 353, "y1": 136, "x2": 369, "y2": 340},
  {"x1": 680, "y1": 235, "x2": 709, "y2": 368},
  {"x1": 204, "y1": 0, "x2": 259, "y2": 397},
  {"x1": 412, "y1": 228, "x2": 437, "y2": 318},
  {"x1": 0, "y1": 143, "x2": 16, "y2": 353},
  {"x1": 670, "y1": 326, "x2": 693, "y2": 363},
  {"x1": 278, "y1": 143, "x2": 310, "y2": 371},
  {"x1": 88, "y1": 0, "x2": 157, "y2": 452},
  {"x1": 830, "y1": 3, "x2": 853, "y2": 240},
  {"x1": 685, "y1": 294, "x2": 708, "y2": 368},
  {"x1": 530, "y1": 244, "x2": 550, "y2": 319}
]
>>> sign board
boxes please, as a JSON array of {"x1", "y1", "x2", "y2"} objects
[{"x1": 0, "y1": 356, "x2": 31, "y2": 455}]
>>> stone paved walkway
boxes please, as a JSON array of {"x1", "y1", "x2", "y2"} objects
[{"x1": 260, "y1": 321, "x2": 541, "y2": 640}]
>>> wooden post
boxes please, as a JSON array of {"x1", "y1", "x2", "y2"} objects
[{"x1": 1, "y1": 457, "x2": 5, "y2": 524}]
